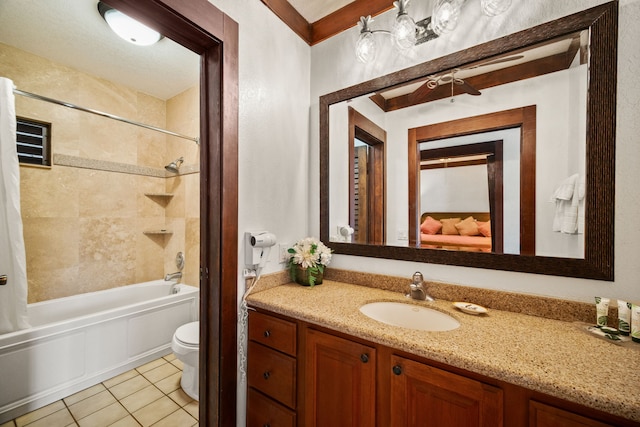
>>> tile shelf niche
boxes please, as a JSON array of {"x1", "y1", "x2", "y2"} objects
[
  {"x1": 143, "y1": 229, "x2": 173, "y2": 235},
  {"x1": 144, "y1": 193, "x2": 175, "y2": 198},
  {"x1": 143, "y1": 193, "x2": 175, "y2": 236}
]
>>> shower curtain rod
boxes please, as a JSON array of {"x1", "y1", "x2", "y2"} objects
[{"x1": 13, "y1": 88, "x2": 199, "y2": 145}]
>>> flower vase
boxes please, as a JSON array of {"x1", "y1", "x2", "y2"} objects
[{"x1": 291, "y1": 265, "x2": 323, "y2": 287}]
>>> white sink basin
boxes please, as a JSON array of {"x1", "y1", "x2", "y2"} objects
[{"x1": 359, "y1": 301, "x2": 460, "y2": 331}]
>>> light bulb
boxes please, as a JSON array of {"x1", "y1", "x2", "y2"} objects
[
  {"x1": 480, "y1": 0, "x2": 512, "y2": 17},
  {"x1": 431, "y1": 0, "x2": 463, "y2": 36},
  {"x1": 104, "y1": 8, "x2": 161, "y2": 46},
  {"x1": 356, "y1": 32, "x2": 377, "y2": 64},
  {"x1": 392, "y1": 13, "x2": 417, "y2": 50}
]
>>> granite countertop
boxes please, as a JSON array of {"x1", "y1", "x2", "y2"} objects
[{"x1": 246, "y1": 280, "x2": 640, "y2": 423}]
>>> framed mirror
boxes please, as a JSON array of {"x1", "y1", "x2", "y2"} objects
[{"x1": 320, "y1": 2, "x2": 617, "y2": 280}]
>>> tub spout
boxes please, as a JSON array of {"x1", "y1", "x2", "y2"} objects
[{"x1": 165, "y1": 272, "x2": 182, "y2": 282}]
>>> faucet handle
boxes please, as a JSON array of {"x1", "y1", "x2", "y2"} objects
[{"x1": 412, "y1": 271, "x2": 423, "y2": 284}]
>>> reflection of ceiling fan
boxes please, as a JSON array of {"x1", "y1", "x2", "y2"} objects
[
  {"x1": 409, "y1": 69, "x2": 480, "y2": 104},
  {"x1": 408, "y1": 54, "x2": 525, "y2": 104}
]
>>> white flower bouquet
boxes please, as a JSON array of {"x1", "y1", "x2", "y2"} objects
[{"x1": 286, "y1": 237, "x2": 332, "y2": 286}]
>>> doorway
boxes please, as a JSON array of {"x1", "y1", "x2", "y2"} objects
[
  {"x1": 104, "y1": 1, "x2": 239, "y2": 425},
  {"x1": 348, "y1": 107, "x2": 386, "y2": 245}
]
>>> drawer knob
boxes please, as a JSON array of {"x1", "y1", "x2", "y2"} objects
[
  {"x1": 360, "y1": 353, "x2": 369, "y2": 363},
  {"x1": 263, "y1": 330, "x2": 271, "y2": 338},
  {"x1": 263, "y1": 424, "x2": 271, "y2": 427},
  {"x1": 263, "y1": 371, "x2": 270, "y2": 380},
  {"x1": 392, "y1": 365, "x2": 403, "y2": 376}
]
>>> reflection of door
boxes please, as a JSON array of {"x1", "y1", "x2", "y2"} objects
[
  {"x1": 420, "y1": 141, "x2": 504, "y2": 253},
  {"x1": 408, "y1": 106, "x2": 536, "y2": 255},
  {"x1": 349, "y1": 107, "x2": 386, "y2": 244}
]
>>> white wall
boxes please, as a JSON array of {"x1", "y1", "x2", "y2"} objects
[
  {"x1": 310, "y1": 0, "x2": 640, "y2": 304},
  {"x1": 203, "y1": 0, "x2": 640, "y2": 422},
  {"x1": 205, "y1": 1, "x2": 310, "y2": 424}
]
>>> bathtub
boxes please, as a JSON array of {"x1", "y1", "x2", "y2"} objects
[{"x1": 0, "y1": 280, "x2": 199, "y2": 423}]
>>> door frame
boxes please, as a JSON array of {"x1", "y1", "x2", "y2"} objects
[{"x1": 102, "y1": 1, "x2": 239, "y2": 425}]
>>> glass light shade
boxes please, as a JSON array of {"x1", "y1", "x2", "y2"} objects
[
  {"x1": 431, "y1": 0, "x2": 462, "y2": 36},
  {"x1": 104, "y1": 8, "x2": 161, "y2": 46},
  {"x1": 356, "y1": 32, "x2": 377, "y2": 64},
  {"x1": 480, "y1": 0, "x2": 512, "y2": 16},
  {"x1": 392, "y1": 14, "x2": 417, "y2": 50}
]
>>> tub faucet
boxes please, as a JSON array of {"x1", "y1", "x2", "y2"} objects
[
  {"x1": 408, "y1": 272, "x2": 434, "y2": 301},
  {"x1": 165, "y1": 271, "x2": 182, "y2": 282}
]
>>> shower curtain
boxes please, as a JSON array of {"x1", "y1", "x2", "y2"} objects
[{"x1": 0, "y1": 77, "x2": 30, "y2": 333}]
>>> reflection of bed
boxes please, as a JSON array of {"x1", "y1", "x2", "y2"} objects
[{"x1": 420, "y1": 212, "x2": 492, "y2": 252}]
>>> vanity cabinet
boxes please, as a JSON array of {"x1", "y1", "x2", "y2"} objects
[
  {"x1": 247, "y1": 309, "x2": 638, "y2": 427},
  {"x1": 389, "y1": 354, "x2": 503, "y2": 426},
  {"x1": 529, "y1": 401, "x2": 615, "y2": 427},
  {"x1": 303, "y1": 329, "x2": 376, "y2": 426},
  {"x1": 247, "y1": 311, "x2": 297, "y2": 427}
]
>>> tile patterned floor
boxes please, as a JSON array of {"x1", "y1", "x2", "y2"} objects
[{"x1": 1, "y1": 354, "x2": 198, "y2": 427}]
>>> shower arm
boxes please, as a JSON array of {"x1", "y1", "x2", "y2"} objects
[{"x1": 13, "y1": 89, "x2": 199, "y2": 145}]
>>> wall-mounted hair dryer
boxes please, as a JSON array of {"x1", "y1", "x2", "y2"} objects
[{"x1": 244, "y1": 231, "x2": 277, "y2": 268}]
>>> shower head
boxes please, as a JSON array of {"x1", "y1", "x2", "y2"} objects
[{"x1": 165, "y1": 157, "x2": 184, "y2": 173}]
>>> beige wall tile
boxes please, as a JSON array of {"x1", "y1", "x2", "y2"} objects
[
  {"x1": 184, "y1": 218, "x2": 200, "y2": 287},
  {"x1": 7, "y1": 43, "x2": 200, "y2": 302},
  {"x1": 184, "y1": 173, "x2": 200, "y2": 219},
  {"x1": 163, "y1": 219, "x2": 185, "y2": 275},
  {"x1": 135, "y1": 218, "x2": 165, "y2": 283},
  {"x1": 136, "y1": 176, "x2": 167, "y2": 218},
  {"x1": 27, "y1": 266, "x2": 80, "y2": 303},
  {"x1": 20, "y1": 166, "x2": 79, "y2": 218},
  {"x1": 23, "y1": 217, "x2": 79, "y2": 271},
  {"x1": 78, "y1": 169, "x2": 137, "y2": 218},
  {"x1": 78, "y1": 218, "x2": 137, "y2": 293},
  {"x1": 164, "y1": 176, "x2": 185, "y2": 218}
]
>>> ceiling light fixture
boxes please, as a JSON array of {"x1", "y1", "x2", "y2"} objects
[
  {"x1": 97, "y1": 2, "x2": 162, "y2": 46},
  {"x1": 355, "y1": 0, "x2": 512, "y2": 64}
]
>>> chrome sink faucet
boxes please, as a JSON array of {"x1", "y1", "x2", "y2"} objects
[{"x1": 408, "y1": 272, "x2": 434, "y2": 301}]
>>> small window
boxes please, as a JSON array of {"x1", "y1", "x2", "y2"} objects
[{"x1": 16, "y1": 117, "x2": 51, "y2": 166}]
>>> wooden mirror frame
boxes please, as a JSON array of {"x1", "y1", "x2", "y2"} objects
[
  {"x1": 103, "y1": 1, "x2": 239, "y2": 425},
  {"x1": 320, "y1": 2, "x2": 617, "y2": 281}
]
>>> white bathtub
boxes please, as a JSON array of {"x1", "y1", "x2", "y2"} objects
[{"x1": 0, "y1": 280, "x2": 199, "y2": 423}]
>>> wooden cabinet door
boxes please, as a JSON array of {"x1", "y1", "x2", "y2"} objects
[
  {"x1": 303, "y1": 328, "x2": 376, "y2": 427},
  {"x1": 529, "y1": 401, "x2": 615, "y2": 427},
  {"x1": 390, "y1": 355, "x2": 503, "y2": 427}
]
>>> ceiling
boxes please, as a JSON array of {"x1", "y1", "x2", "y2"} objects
[
  {"x1": 0, "y1": 0, "x2": 371, "y2": 103},
  {"x1": 0, "y1": 0, "x2": 199, "y2": 101},
  {"x1": 288, "y1": 0, "x2": 354, "y2": 22},
  {"x1": 260, "y1": 0, "x2": 393, "y2": 45}
]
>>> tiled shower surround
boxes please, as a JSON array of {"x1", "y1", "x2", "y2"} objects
[{"x1": 0, "y1": 42, "x2": 200, "y2": 303}]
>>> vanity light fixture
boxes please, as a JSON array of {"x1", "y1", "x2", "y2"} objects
[
  {"x1": 97, "y1": 2, "x2": 162, "y2": 46},
  {"x1": 355, "y1": 0, "x2": 512, "y2": 63}
]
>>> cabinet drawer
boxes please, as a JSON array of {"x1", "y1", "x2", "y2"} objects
[
  {"x1": 248, "y1": 341, "x2": 296, "y2": 408},
  {"x1": 247, "y1": 388, "x2": 296, "y2": 427},
  {"x1": 249, "y1": 311, "x2": 297, "y2": 355}
]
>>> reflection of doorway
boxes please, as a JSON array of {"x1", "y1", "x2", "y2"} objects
[
  {"x1": 349, "y1": 107, "x2": 386, "y2": 244},
  {"x1": 420, "y1": 141, "x2": 504, "y2": 253},
  {"x1": 408, "y1": 106, "x2": 536, "y2": 255}
]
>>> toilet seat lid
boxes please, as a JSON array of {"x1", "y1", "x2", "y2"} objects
[{"x1": 175, "y1": 321, "x2": 199, "y2": 346}]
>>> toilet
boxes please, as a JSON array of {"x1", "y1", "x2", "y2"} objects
[{"x1": 172, "y1": 321, "x2": 199, "y2": 400}]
